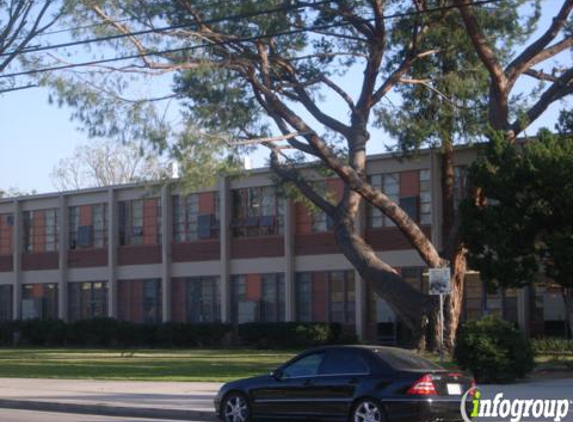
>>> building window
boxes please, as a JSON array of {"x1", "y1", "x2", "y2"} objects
[
  {"x1": 68, "y1": 281, "x2": 108, "y2": 321},
  {"x1": 295, "y1": 270, "x2": 355, "y2": 324},
  {"x1": 329, "y1": 271, "x2": 355, "y2": 324},
  {"x1": 295, "y1": 273, "x2": 313, "y2": 322},
  {"x1": 118, "y1": 279, "x2": 162, "y2": 323},
  {"x1": 262, "y1": 274, "x2": 285, "y2": 322},
  {"x1": 0, "y1": 214, "x2": 13, "y2": 255},
  {"x1": 21, "y1": 283, "x2": 59, "y2": 320},
  {"x1": 143, "y1": 279, "x2": 162, "y2": 323},
  {"x1": 419, "y1": 170, "x2": 432, "y2": 225},
  {"x1": 231, "y1": 273, "x2": 285, "y2": 323},
  {"x1": 367, "y1": 173, "x2": 400, "y2": 228},
  {"x1": 173, "y1": 194, "x2": 219, "y2": 242},
  {"x1": 0, "y1": 285, "x2": 12, "y2": 321},
  {"x1": 186, "y1": 277, "x2": 221, "y2": 323},
  {"x1": 119, "y1": 199, "x2": 161, "y2": 246},
  {"x1": 368, "y1": 171, "x2": 430, "y2": 226},
  {"x1": 231, "y1": 275, "x2": 252, "y2": 323},
  {"x1": 93, "y1": 204, "x2": 107, "y2": 248},
  {"x1": 69, "y1": 204, "x2": 108, "y2": 250},
  {"x1": 23, "y1": 209, "x2": 59, "y2": 253},
  {"x1": 232, "y1": 187, "x2": 285, "y2": 237}
]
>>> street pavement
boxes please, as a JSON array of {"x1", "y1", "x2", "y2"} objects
[
  {"x1": 0, "y1": 376, "x2": 571, "y2": 421},
  {"x1": 0, "y1": 409, "x2": 200, "y2": 422},
  {"x1": 0, "y1": 378, "x2": 219, "y2": 421}
]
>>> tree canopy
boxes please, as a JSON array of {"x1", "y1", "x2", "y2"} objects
[
  {"x1": 461, "y1": 127, "x2": 573, "y2": 335},
  {"x1": 26, "y1": 0, "x2": 573, "y2": 347}
]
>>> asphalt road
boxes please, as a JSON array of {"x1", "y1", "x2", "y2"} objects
[{"x1": 0, "y1": 409, "x2": 201, "y2": 422}]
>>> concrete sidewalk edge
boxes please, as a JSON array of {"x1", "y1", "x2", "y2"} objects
[{"x1": 0, "y1": 399, "x2": 217, "y2": 421}]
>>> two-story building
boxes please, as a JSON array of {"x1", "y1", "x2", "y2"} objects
[{"x1": 0, "y1": 147, "x2": 568, "y2": 342}]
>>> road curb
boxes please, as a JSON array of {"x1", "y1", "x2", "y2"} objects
[{"x1": 0, "y1": 399, "x2": 217, "y2": 421}]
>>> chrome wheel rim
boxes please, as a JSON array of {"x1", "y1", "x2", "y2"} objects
[
  {"x1": 224, "y1": 395, "x2": 247, "y2": 422},
  {"x1": 354, "y1": 401, "x2": 382, "y2": 422}
]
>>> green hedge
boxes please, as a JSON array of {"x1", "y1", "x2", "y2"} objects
[
  {"x1": 0, "y1": 319, "x2": 347, "y2": 349},
  {"x1": 0, "y1": 318, "x2": 232, "y2": 348},
  {"x1": 454, "y1": 316, "x2": 534, "y2": 384},
  {"x1": 238, "y1": 322, "x2": 345, "y2": 348},
  {"x1": 532, "y1": 337, "x2": 573, "y2": 355}
]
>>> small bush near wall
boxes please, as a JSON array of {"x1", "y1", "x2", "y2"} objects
[
  {"x1": 238, "y1": 322, "x2": 344, "y2": 348},
  {"x1": 0, "y1": 319, "x2": 232, "y2": 348},
  {"x1": 532, "y1": 338, "x2": 573, "y2": 355},
  {"x1": 454, "y1": 316, "x2": 534, "y2": 384}
]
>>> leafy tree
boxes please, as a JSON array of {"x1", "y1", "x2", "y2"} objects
[
  {"x1": 0, "y1": 187, "x2": 36, "y2": 198},
  {"x1": 50, "y1": 139, "x2": 170, "y2": 191},
  {"x1": 461, "y1": 128, "x2": 573, "y2": 337},
  {"x1": 42, "y1": 0, "x2": 573, "y2": 348},
  {"x1": 0, "y1": 1, "x2": 62, "y2": 93},
  {"x1": 376, "y1": 0, "x2": 538, "y2": 346}
]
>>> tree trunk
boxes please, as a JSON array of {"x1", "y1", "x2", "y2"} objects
[
  {"x1": 332, "y1": 211, "x2": 433, "y2": 349},
  {"x1": 439, "y1": 138, "x2": 467, "y2": 352},
  {"x1": 563, "y1": 287, "x2": 573, "y2": 339},
  {"x1": 444, "y1": 245, "x2": 467, "y2": 351}
]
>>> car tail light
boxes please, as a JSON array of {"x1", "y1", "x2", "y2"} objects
[{"x1": 407, "y1": 374, "x2": 438, "y2": 395}]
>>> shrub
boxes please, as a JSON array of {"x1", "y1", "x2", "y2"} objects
[
  {"x1": 532, "y1": 337, "x2": 573, "y2": 355},
  {"x1": 454, "y1": 316, "x2": 534, "y2": 384},
  {"x1": 156, "y1": 322, "x2": 231, "y2": 347},
  {"x1": 0, "y1": 319, "x2": 232, "y2": 348},
  {"x1": 238, "y1": 322, "x2": 344, "y2": 348}
]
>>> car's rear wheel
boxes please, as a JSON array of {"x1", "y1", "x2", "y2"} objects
[
  {"x1": 352, "y1": 398, "x2": 385, "y2": 422},
  {"x1": 221, "y1": 392, "x2": 250, "y2": 422}
]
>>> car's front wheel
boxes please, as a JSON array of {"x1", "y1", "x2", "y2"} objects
[
  {"x1": 351, "y1": 398, "x2": 385, "y2": 422},
  {"x1": 221, "y1": 392, "x2": 250, "y2": 422}
]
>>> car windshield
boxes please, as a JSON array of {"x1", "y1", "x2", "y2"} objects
[{"x1": 373, "y1": 348, "x2": 442, "y2": 371}]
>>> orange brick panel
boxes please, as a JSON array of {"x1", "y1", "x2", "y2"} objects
[
  {"x1": 365, "y1": 226, "x2": 431, "y2": 251},
  {"x1": 295, "y1": 203, "x2": 312, "y2": 235},
  {"x1": 0, "y1": 256, "x2": 12, "y2": 272},
  {"x1": 0, "y1": 215, "x2": 13, "y2": 255},
  {"x1": 172, "y1": 241, "x2": 221, "y2": 262},
  {"x1": 246, "y1": 274, "x2": 262, "y2": 302},
  {"x1": 171, "y1": 278, "x2": 186, "y2": 323},
  {"x1": 118, "y1": 245, "x2": 162, "y2": 265},
  {"x1": 199, "y1": 192, "x2": 215, "y2": 214},
  {"x1": 294, "y1": 232, "x2": 339, "y2": 255},
  {"x1": 68, "y1": 249, "x2": 108, "y2": 268},
  {"x1": 32, "y1": 211, "x2": 45, "y2": 253},
  {"x1": 131, "y1": 280, "x2": 143, "y2": 323},
  {"x1": 117, "y1": 280, "x2": 131, "y2": 321},
  {"x1": 230, "y1": 237, "x2": 284, "y2": 259},
  {"x1": 400, "y1": 170, "x2": 420, "y2": 197},
  {"x1": 143, "y1": 199, "x2": 158, "y2": 245},
  {"x1": 21, "y1": 252, "x2": 59, "y2": 271},
  {"x1": 79, "y1": 205, "x2": 93, "y2": 226}
]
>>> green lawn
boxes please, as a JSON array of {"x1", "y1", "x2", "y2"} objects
[
  {"x1": 1, "y1": 348, "x2": 568, "y2": 382},
  {"x1": 0, "y1": 348, "x2": 298, "y2": 382}
]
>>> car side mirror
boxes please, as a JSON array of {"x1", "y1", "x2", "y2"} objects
[{"x1": 271, "y1": 369, "x2": 283, "y2": 380}]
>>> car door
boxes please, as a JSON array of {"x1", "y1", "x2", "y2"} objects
[
  {"x1": 250, "y1": 351, "x2": 326, "y2": 419},
  {"x1": 311, "y1": 349, "x2": 371, "y2": 419}
]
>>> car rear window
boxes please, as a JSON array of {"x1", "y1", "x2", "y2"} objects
[{"x1": 373, "y1": 348, "x2": 442, "y2": 371}]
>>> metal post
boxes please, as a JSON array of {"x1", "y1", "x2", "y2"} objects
[{"x1": 439, "y1": 294, "x2": 444, "y2": 364}]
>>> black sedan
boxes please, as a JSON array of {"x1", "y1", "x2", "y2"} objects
[{"x1": 214, "y1": 345, "x2": 475, "y2": 422}]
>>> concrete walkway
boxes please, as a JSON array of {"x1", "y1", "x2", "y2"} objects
[
  {"x1": 0, "y1": 378, "x2": 221, "y2": 421},
  {"x1": 0, "y1": 377, "x2": 571, "y2": 421}
]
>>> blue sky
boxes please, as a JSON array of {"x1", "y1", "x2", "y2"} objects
[{"x1": 0, "y1": 3, "x2": 570, "y2": 195}]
